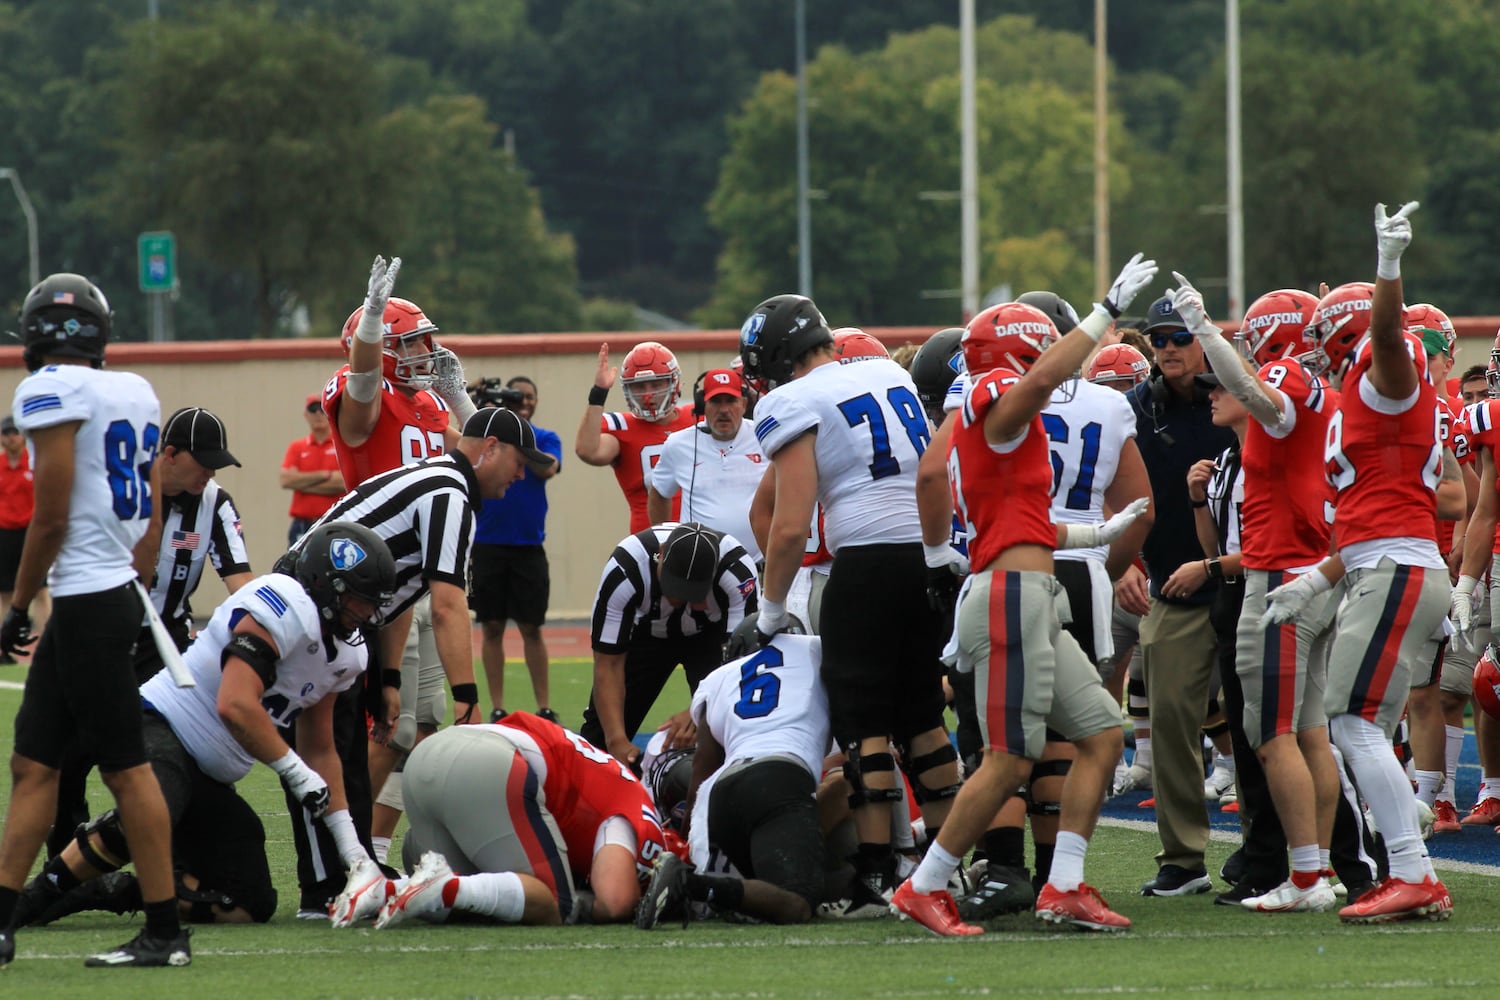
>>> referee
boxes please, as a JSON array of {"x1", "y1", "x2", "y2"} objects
[{"x1": 583, "y1": 521, "x2": 758, "y2": 768}]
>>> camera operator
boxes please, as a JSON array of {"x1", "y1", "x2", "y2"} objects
[{"x1": 466, "y1": 376, "x2": 564, "y2": 723}]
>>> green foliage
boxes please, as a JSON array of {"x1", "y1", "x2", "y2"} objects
[{"x1": 580, "y1": 298, "x2": 642, "y2": 333}]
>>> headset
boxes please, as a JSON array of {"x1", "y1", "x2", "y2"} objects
[
  {"x1": 1141, "y1": 367, "x2": 1212, "y2": 448},
  {"x1": 691, "y1": 371, "x2": 709, "y2": 418}
]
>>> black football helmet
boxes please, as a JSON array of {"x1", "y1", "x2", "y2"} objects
[
  {"x1": 723, "y1": 611, "x2": 808, "y2": 663},
  {"x1": 292, "y1": 522, "x2": 397, "y2": 640},
  {"x1": 910, "y1": 327, "x2": 965, "y2": 424},
  {"x1": 19, "y1": 273, "x2": 113, "y2": 372},
  {"x1": 1016, "y1": 290, "x2": 1080, "y2": 336},
  {"x1": 738, "y1": 294, "x2": 833, "y2": 391},
  {"x1": 644, "y1": 743, "x2": 695, "y2": 832}
]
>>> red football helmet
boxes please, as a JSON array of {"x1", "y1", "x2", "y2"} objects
[
  {"x1": 621, "y1": 341, "x2": 682, "y2": 420},
  {"x1": 1404, "y1": 303, "x2": 1456, "y2": 359},
  {"x1": 962, "y1": 303, "x2": 1057, "y2": 377},
  {"x1": 1303, "y1": 282, "x2": 1374, "y2": 379},
  {"x1": 1087, "y1": 343, "x2": 1151, "y2": 388},
  {"x1": 1475, "y1": 645, "x2": 1500, "y2": 720},
  {"x1": 341, "y1": 297, "x2": 442, "y2": 391},
  {"x1": 1237, "y1": 289, "x2": 1319, "y2": 368},
  {"x1": 832, "y1": 328, "x2": 890, "y2": 364}
]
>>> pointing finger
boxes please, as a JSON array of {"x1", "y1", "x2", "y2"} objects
[
  {"x1": 1390, "y1": 200, "x2": 1419, "y2": 222},
  {"x1": 1171, "y1": 270, "x2": 1196, "y2": 291}
]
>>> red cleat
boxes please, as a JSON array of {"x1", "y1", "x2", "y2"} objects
[
  {"x1": 891, "y1": 880, "x2": 982, "y2": 936},
  {"x1": 1138, "y1": 797, "x2": 1155, "y2": 809},
  {"x1": 1338, "y1": 876, "x2": 1452, "y2": 924},
  {"x1": 1431, "y1": 800, "x2": 1462, "y2": 834},
  {"x1": 1035, "y1": 883, "x2": 1130, "y2": 931},
  {"x1": 1461, "y1": 797, "x2": 1500, "y2": 826}
]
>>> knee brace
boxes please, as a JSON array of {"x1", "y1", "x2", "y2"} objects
[
  {"x1": 1127, "y1": 676, "x2": 1149, "y2": 721},
  {"x1": 841, "y1": 746, "x2": 903, "y2": 810},
  {"x1": 895, "y1": 740, "x2": 962, "y2": 805},
  {"x1": 1025, "y1": 759, "x2": 1070, "y2": 816},
  {"x1": 1202, "y1": 719, "x2": 1229, "y2": 741},
  {"x1": 390, "y1": 716, "x2": 419, "y2": 755},
  {"x1": 76, "y1": 809, "x2": 130, "y2": 872}
]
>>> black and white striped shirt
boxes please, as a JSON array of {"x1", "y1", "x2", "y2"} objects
[
  {"x1": 591, "y1": 524, "x2": 759, "y2": 653},
  {"x1": 293, "y1": 452, "x2": 480, "y2": 618},
  {"x1": 149, "y1": 479, "x2": 252, "y2": 642}
]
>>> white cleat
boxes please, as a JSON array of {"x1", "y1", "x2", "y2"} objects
[
  {"x1": 376, "y1": 852, "x2": 456, "y2": 929},
  {"x1": 330, "y1": 858, "x2": 391, "y2": 928},
  {"x1": 1241, "y1": 877, "x2": 1337, "y2": 913}
]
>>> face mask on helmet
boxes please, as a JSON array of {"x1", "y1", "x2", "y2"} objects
[
  {"x1": 1236, "y1": 289, "x2": 1319, "y2": 369},
  {"x1": 1303, "y1": 283, "x2": 1374, "y2": 379},
  {"x1": 620, "y1": 342, "x2": 682, "y2": 420},
  {"x1": 341, "y1": 298, "x2": 442, "y2": 391}
]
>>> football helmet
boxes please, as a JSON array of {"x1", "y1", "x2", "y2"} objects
[
  {"x1": 644, "y1": 742, "x2": 695, "y2": 832},
  {"x1": 1237, "y1": 288, "x2": 1319, "y2": 368},
  {"x1": 961, "y1": 302, "x2": 1057, "y2": 378},
  {"x1": 1087, "y1": 343, "x2": 1151, "y2": 387},
  {"x1": 739, "y1": 294, "x2": 833, "y2": 391},
  {"x1": 294, "y1": 522, "x2": 397, "y2": 640},
  {"x1": 1303, "y1": 282, "x2": 1374, "y2": 379},
  {"x1": 723, "y1": 611, "x2": 807, "y2": 662},
  {"x1": 340, "y1": 297, "x2": 442, "y2": 391},
  {"x1": 1404, "y1": 302, "x2": 1456, "y2": 358},
  {"x1": 911, "y1": 328, "x2": 966, "y2": 422},
  {"x1": 832, "y1": 328, "x2": 890, "y2": 364},
  {"x1": 1475, "y1": 645, "x2": 1500, "y2": 720},
  {"x1": 1016, "y1": 290, "x2": 1080, "y2": 335},
  {"x1": 19, "y1": 273, "x2": 112, "y2": 372},
  {"x1": 620, "y1": 341, "x2": 682, "y2": 421}
]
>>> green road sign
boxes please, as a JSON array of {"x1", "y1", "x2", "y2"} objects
[{"x1": 138, "y1": 231, "x2": 176, "y2": 292}]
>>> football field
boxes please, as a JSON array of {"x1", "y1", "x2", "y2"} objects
[{"x1": 1, "y1": 655, "x2": 1498, "y2": 999}]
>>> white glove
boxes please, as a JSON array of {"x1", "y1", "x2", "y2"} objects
[
  {"x1": 1169, "y1": 272, "x2": 1217, "y2": 338},
  {"x1": 356, "y1": 255, "x2": 402, "y2": 343},
  {"x1": 431, "y1": 347, "x2": 478, "y2": 423},
  {"x1": 329, "y1": 856, "x2": 389, "y2": 928},
  {"x1": 272, "y1": 750, "x2": 331, "y2": 818},
  {"x1": 1451, "y1": 575, "x2": 1480, "y2": 635},
  {"x1": 1374, "y1": 201, "x2": 1418, "y2": 279},
  {"x1": 1061, "y1": 497, "x2": 1149, "y2": 549},
  {"x1": 754, "y1": 599, "x2": 788, "y2": 647},
  {"x1": 923, "y1": 543, "x2": 970, "y2": 577},
  {"x1": 1103, "y1": 252, "x2": 1159, "y2": 317},
  {"x1": 1259, "y1": 569, "x2": 1333, "y2": 628}
]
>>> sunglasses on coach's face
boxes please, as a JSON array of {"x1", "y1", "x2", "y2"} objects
[
  {"x1": 306, "y1": 403, "x2": 323, "y2": 414},
  {"x1": 1150, "y1": 329, "x2": 1195, "y2": 350}
]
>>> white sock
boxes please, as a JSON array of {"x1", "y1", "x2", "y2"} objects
[
  {"x1": 1048, "y1": 831, "x2": 1088, "y2": 893},
  {"x1": 1332, "y1": 715, "x2": 1429, "y2": 882},
  {"x1": 1134, "y1": 737, "x2": 1153, "y2": 771},
  {"x1": 1483, "y1": 776, "x2": 1500, "y2": 803},
  {"x1": 1443, "y1": 726, "x2": 1464, "y2": 803},
  {"x1": 371, "y1": 836, "x2": 391, "y2": 865},
  {"x1": 1214, "y1": 751, "x2": 1236, "y2": 775},
  {"x1": 454, "y1": 871, "x2": 525, "y2": 922},
  {"x1": 1319, "y1": 848, "x2": 1331, "y2": 871},
  {"x1": 1289, "y1": 844, "x2": 1320, "y2": 878},
  {"x1": 911, "y1": 841, "x2": 962, "y2": 895},
  {"x1": 1414, "y1": 769, "x2": 1443, "y2": 807}
]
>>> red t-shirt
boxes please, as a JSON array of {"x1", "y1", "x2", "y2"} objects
[
  {"x1": 0, "y1": 450, "x2": 33, "y2": 530},
  {"x1": 600, "y1": 405, "x2": 695, "y2": 533},
  {"x1": 282, "y1": 433, "x2": 343, "y2": 520},
  {"x1": 323, "y1": 367, "x2": 451, "y2": 488}
]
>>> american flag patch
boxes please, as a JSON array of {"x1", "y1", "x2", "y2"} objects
[
  {"x1": 737, "y1": 577, "x2": 756, "y2": 597},
  {"x1": 170, "y1": 530, "x2": 201, "y2": 548},
  {"x1": 52, "y1": 292, "x2": 75, "y2": 304}
]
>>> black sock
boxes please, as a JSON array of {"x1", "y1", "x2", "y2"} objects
[
  {"x1": 1034, "y1": 841, "x2": 1056, "y2": 884},
  {"x1": 143, "y1": 898, "x2": 180, "y2": 939},
  {"x1": 982, "y1": 827, "x2": 1026, "y2": 870},
  {"x1": 41, "y1": 856, "x2": 81, "y2": 894},
  {"x1": 853, "y1": 842, "x2": 894, "y2": 878},
  {"x1": 0, "y1": 885, "x2": 17, "y2": 930},
  {"x1": 923, "y1": 824, "x2": 942, "y2": 849},
  {"x1": 686, "y1": 873, "x2": 744, "y2": 911}
]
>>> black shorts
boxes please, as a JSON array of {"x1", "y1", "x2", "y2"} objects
[
  {"x1": 579, "y1": 628, "x2": 723, "y2": 748},
  {"x1": 0, "y1": 527, "x2": 24, "y2": 591},
  {"x1": 14, "y1": 584, "x2": 148, "y2": 771},
  {"x1": 1053, "y1": 559, "x2": 1100, "y2": 664},
  {"x1": 819, "y1": 543, "x2": 947, "y2": 746},
  {"x1": 707, "y1": 759, "x2": 823, "y2": 908},
  {"x1": 469, "y1": 544, "x2": 550, "y2": 626}
]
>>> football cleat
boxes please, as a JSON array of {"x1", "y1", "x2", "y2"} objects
[
  {"x1": 890, "y1": 880, "x2": 982, "y2": 936},
  {"x1": 32, "y1": 871, "x2": 142, "y2": 927},
  {"x1": 331, "y1": 857, "x2": 392, "y2": 928},
  {"x1": 84, "y1": 927, "x2": 191, "y2": 968},
  {"x1": 1241, "y1": 877, "x2": 1337, "y2": 913},
  {"x1": 0, "y1": 929, "x2": 13, "y2": 968},
  {"x1": 1113, "y1": 764, "x2": 1153, "y2": 796},
  {"x1": 635, "y1": 853, "x2": 690, "y2": 930},
  {"x1": 1461, "y1": 797, "x2": 1500, "y2": 826},
  {"x1": 817, "y1": 872, "x2": 893, "y2": 920},
  {"x1": 1415, "y1": 799, "x2": 1435, "y2": 841},
  {"x1": 1338, "y1": 876, "x2": 1452, "y2": 924},
  {"x1": 1323, "y1": 871, "x2": 1349, "y2": 899},
  {"x1": 1431, "y1": 800, "x2": 1462, "y2": 834},
  {"x1": 956, "y1": 864, "x2": 1035, "y2": 920},
  {"x1": 1035, "y1": 882, "x2": 1130, "y2": 931},
  {"x1": 1140, "y1": 865, "x2": 1212, "y2": 897},
  {"x1": 1204, "y1": 756, "x2": 1236, "y2": 801},
  {"x1": 376, "y1": 852, "x2": 456, "y2": 930}
]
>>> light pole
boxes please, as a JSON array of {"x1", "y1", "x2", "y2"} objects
[
  {"x1": 795, "y1": 0, "x2": 812, "y2": 298},
  {"x1": 959, "y1": 0, "x2": 978, "y2": 321},
  {"x1": 0, "y1": 168, "x2": 39, "y2": 289}
]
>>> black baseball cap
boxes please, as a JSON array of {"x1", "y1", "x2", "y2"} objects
[
  {"x1": 162, "y1": 407, "x2": 240, "y2": 469},
  {"x1": 462, "y1": 406, "x2": 556, "y2": 475},
  {"x1": 658, "y1": 522, "x2": 722, "y2": 603}
]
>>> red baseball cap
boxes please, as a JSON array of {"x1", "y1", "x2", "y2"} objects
[{"x1": 702, "y1": 368, "x2": 743, "y2": 400}]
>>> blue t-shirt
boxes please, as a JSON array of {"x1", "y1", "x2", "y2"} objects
[{"x1": 474, "y1": 425, "x2": 563, "y2": 546}]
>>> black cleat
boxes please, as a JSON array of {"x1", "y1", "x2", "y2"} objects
[
  {"x1": 635, "y1": 854, "x2": 690, "y2": 930},
  {"x1": 34, "y1": 872, "x2": 142, "y2": 927},
  {"x1": 84, "y1": 927, "x2": 191, "y2": 968},
  {"x1": 536, "y1": 707, "x2": 561, "y2": 724},
  {"x1": 957, "y1": 864, "x2": 1035, "y2": 920},
  {"x1": 489, "y1": 707, "x2": 509, "y2": 723},
  {"x1": 11, "y1": 875, "x2": 64, "y2": 929},
  {"x1": 0, "y1": 928, "x2": 14, "y2": 967}
]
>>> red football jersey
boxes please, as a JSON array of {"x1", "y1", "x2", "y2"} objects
[
  {"x1": 1435, "y1": 396, "x2": 1471, "y2": 550},
  {"x1": 1462, "y1": 399, "x2": 1500, "y2": 550},
  {"x1": 323, "y1": 366, "x2": 451, "y2": 489},
  {"x1": 601, "y1": 405, "x2": 695, "y2": 533},
  {"x1": 496, "y1": 713, "x2": 667, "y2": 886},
  {"x1": 1240, "y1": 361, "x2": 1333, "y2": 570},
  {"x1": 1328, "y1": 366, "x2": 1442, "y2": 550},
  {"x1": 949, "y1": 368, "x2": 1055, "y2": 570}
]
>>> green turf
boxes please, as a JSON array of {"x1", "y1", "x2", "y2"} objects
[{"x1": 0, "y1": 658, "x2": 1494, "y2": 998}]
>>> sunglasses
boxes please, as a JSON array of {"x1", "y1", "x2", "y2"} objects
[
  {"x1": 306, "y1": 403, "x2": 323, "y2": 414},
  {"x1": 1150, "y1": 330, "x2": 1195, "y2": 349}
]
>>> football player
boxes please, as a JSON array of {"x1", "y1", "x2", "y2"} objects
[
  {"x1": 891, "y1": 253, "x2": 1155, "y2": 936},
  {"x1": 576, "y1": 341, "x2": 696, "y2": 534},
  {"x1": 1262, "y1": 203, "x2": 1453, "y2": 923}
]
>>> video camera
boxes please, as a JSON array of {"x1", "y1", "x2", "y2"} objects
[{"x1": 470, "y1": 377, "x2": 526, "y2": 410}]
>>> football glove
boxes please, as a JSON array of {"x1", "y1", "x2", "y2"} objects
[
  {"x1": 754, "y1": 600, "x2": 789, "y2": 648},
  {"x1": 1259, "y1": 569, "x2": 1332, "y2": 628},
  {"x1": 1374, "y1": 201, "x2": 1417, "y2": 279},
  {"x1": 1059, "y1": 497, "x2": 1149, "y2": 549},
  {"x1": 0, "y1": 606, "x2": 35, "y2": 659},
  {"x1": 1451, "y1": 575, "x2": 1480, "y2": 635},
  {"x1": 924, "y1": 544, "x2": 968, "y2": 619},
  {"x1": 1102, "y1": 252, "x2": 1158, "y2": 318},
  {"x1": 1169, "y1": 272, "x2": 1217, "y2": 338},
  {"x1": 355, "y1": 255, "x2": 402, "y2": 344},
  {"x1": 272, "y1": 750, "x2": 331, "y2": 818},
  {"x1": 431, "y1": 347, "x2": 478, "y2": 423}
]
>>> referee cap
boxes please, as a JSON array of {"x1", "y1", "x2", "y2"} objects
[
  {"x1": 658, "y1": 522, "x2": 722, "y2": 603},
  {"x1": 462, "y1": 406, "x2": 556, "y2": 475},
  {"x1": 162, "y1": 407, "x2": 241, "y2": 469}
]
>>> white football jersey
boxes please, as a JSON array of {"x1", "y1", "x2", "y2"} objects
[
  {"x1": 141, "y1": 573, "x2": 368, "y2": 784},
  {"x1": 1045, "y1": 379, "x2": 1137, "y2": 564},
  {"x1": 12, "y1": 365, "x2": 160, "y2": 597},
  {"x1": 752, "y1": 359, "x2": 928, "y2": 553}
]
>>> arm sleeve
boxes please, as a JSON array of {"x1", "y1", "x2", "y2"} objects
[{"x1": 1197, "y1": 330, "x2": 1285, "y2": 427}]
